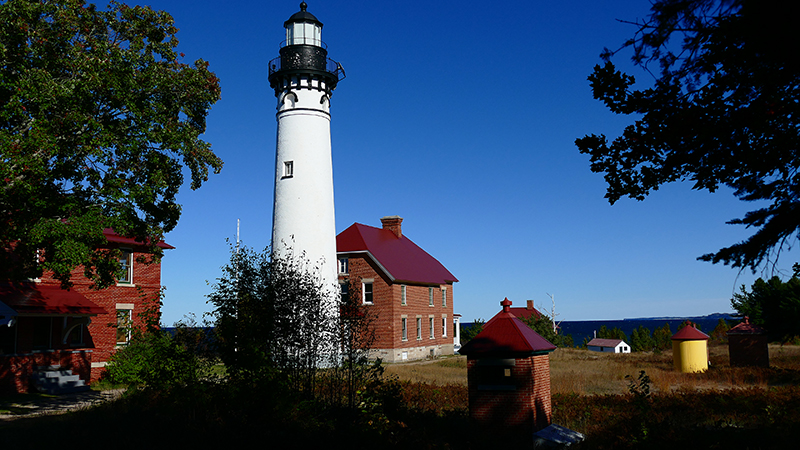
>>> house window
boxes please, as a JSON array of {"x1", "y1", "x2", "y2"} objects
[
  {"x1": 338, "y1": 258, "x2": 348, "y2": 274},
  {"x1": 118, "y1": 250, "x2": 133, "y2": 284},
  {"x1": 401, "y1": 318, "x2": 407, "y2": 341},
  {"x1": 283, "y1": 160, "x2": 293, "y2": 178},
  {"x1": 428, "y1": 287, "x2": 433, "y2": 306},
  {"x1": 442, "y1": 287, "x2": 447, "y2": 307},
  {"x1": 442, "y1": 316, "x2": 447, "y2": 337},
  {"x1": 67, "y1": 324, "x2": 84, "y2": 346},
  {"x1": 416, "y1": 317, "x2": 422, "y2": 340},
  {"x1": 429, "y1": 317, "x2": 434, "y2": 339},
  {"x1": 32, "y1": 317, "x2": 52, "y2": 349},
  {"x1": 340, "y1": 282, "x2": 349, "y2": 304},
  {"x1": 401, "y1": 285, "x2": 407, "y2": 305},
  {"x1": 116, "y1": 308, "x2": 133, "y2": 345},
  {"x1": 362, "y1": 282, "x2": 373, "y2": 305}
]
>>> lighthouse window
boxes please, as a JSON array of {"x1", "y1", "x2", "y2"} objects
[{"x1": 283, "y1": 161, "x2": 293, "y2": 178}]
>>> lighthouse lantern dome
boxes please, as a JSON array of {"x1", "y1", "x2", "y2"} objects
[{"x1": 285, "y1": 2, "x2": 323, "y2": 47}]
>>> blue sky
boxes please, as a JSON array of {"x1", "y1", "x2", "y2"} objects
[{"x1": 140, "y1": 0, "x2": 796, "y2": 325}]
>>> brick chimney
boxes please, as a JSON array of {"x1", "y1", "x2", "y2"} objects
[
  {"x1": 380, "y1": 215, "x2": 403, "y2": 238},
  {"x1": 527, "y1": 300, "x2": 535, "y2": 310}
]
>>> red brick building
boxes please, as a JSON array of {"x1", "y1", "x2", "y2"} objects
[
  {"x1": 336, "y1": 216, "x2": 457, "y2": 362},
  {"x1": 0, "y1": 229, "x2": 171, "y2": 393},
  {"x1": 460, "y1": 298, "x2": 556, "y2": 435}
]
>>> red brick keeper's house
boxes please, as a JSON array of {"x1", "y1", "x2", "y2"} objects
[
  {"x1": 336, "y1": 216, "x2": 458, "y2": 362},
  {"x1": 0, "y1": 229, "x2": 172, "y2": 394}
]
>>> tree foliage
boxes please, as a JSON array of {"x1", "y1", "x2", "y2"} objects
[
  {"x1": 731, "y1": 263, "x2": 800, "y2": 342},
  {"x1": 0, "y1": 0, "x2": 222, "y2": 287},
  {"x1": 105, "y1": 288, "x2": 208, "y2": 389},
  {"x1": 520, "y1": 311, "x2": 573, "y2": 347},
  {"x1": 207, "y1": 242, "x2": 386, "y2": 409},
  {"x1": 459, "y1": 318, "x2": 484, "y2": 346},
  {"x1": 575, "y1": 0, "x2": 799, "y2": 271},
  {"x1": 630, "y1": 325, "x2": 655, "y2": 352},
  {"x1": 597, "y1": 325, "x2": 628, "y2": 343},
  {"x1": 206, "y1": 242, "x2": 338, "y2": 392}
]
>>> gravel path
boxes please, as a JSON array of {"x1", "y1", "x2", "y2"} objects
[{"x1": 0, "y1": 389, "x2": 124, "y2": 421}]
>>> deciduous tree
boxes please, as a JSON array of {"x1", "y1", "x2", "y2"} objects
[
  {"x1": 575, "y1": 0, "x2": 799, "y2": 271},
  {"x1": 0, "y1": 0, "x2": 222, "y2": 287}
]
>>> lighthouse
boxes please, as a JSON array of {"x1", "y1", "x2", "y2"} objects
[{"x1": 268, "y1": 3, "x2": 344, "y2": 296}]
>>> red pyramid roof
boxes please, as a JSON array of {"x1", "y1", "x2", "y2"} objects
[
  {"x1": 672, "y1": 323, "x2": 710, "y2": 341},
  {"x1": 727, "y1": 317, "x2": 767, "y2": 335},
  {"x1": 336, "y1": 223, "x2": 457, "y2": 285},
  {"x1": 459, "y1": 298, "x2": 556, "y2": 356}
]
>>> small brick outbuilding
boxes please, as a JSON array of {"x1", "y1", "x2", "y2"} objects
[
  {"x1": 459, "y1": 298, "x2": 556, "y2": 436},
  {"x1": 727, "y1": 317, "x2": 769, "y2": 368}
]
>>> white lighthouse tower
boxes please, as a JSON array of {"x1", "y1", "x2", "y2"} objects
[{"x1": 268, "y1": 3, "x2": 344, "y2": 295}]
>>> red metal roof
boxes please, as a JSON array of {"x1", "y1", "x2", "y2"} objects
[
  {"x1": 459, "y1": 298, "x2": 556, "y2": 356},
  {"x1": 486, "y1": 300, "x2": 542, "y2": 326},
  {"x1": 587, "y1": 338, "x2": 626, "y2": 347},
  {"x1": 0, "y1": 283, "x2": 106, "y2": 316},
  {"x1": 336, "y1": 223, "x2": 457, "y2": 285},
  {"x1": 727, "y1": 317, "x2": 766, "y2": 335},
  {"x1": 672, "y1": 323, "x2": 710, "y2": 341},
  {"x1": 103, "y1": 228, "x2": 174, "y2": 249}
]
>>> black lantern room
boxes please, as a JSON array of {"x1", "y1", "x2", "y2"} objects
[{"x1": 268, "y1": 2, "x2": 344, "y2": 95}]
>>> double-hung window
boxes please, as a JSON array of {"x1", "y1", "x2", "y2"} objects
[
  {"x1": 442, "y1": 287, "x2": 447, "y2": 307},
  {"x1": 401, "y1": 318, "x2": 408, "y2": 341},
  {"x1": 416, "y1": 317, "x2": 422, "y2": 340},
  {"x1": 428, "y1": 288, "x2": 433, "y2": 306},
  {"x1": 118, "y1": 250, "x2": 133, "y2": 285},
  {"x1": 401, "y1": 285, "x2": 407, "y2": 305},
  {"x1": 116, "y1": 306, "x2": 133, "y2": 345},
  {"x1": 429, "y1": 317, "x2": 434, "y2": 339},
  {"x1": 362, "y1": 282, "x2": 373, "y2": 305}
]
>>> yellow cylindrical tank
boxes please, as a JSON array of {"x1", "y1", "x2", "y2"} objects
[{"x1": 671, "y1": 323, "x2": 710, "y2": 373}]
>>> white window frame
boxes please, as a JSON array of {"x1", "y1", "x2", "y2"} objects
[
  {"x1": 429, "y1": 317, "x2": 434, "y2": 339},
  {"x1": 442, "y1": 287, "x2": 447, "y2": 307},
  {"x1": 428, "y1": 287, "x2": 433, "y2": 306},
  {"x1": 401, "y1": 317, "x2": 408, "y2": 341},
  {"x1": 116, "y1": 303, "x2": 134, "y2": 346},
  {"x1": 416, "y1": 317, "x2": 422, "y2": 340},
  {"x1": 362, "y1": 281, "x2": 373, "y2": 305},
  {"x1": 401, "y1": 285, "x2": 407, "y2": 305},
  {"x1": 118, "y1": 249, "x2": 133, "y2": 285},
  {"x1": 442, "y1": 315, "x2": 447, "y2": 337},
  {"x1": 338, "y1": 258, "x2": 348, "y2": 274}
]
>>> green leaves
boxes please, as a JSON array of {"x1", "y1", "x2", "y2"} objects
[
  {"x1": 0, "y1": 0, "x2": 222, "y2": 286},
  {"x1": 576, "y1": 0, "x2": 800, "y2": 271},
  {"x1": 731, "y1": 264, "x2": 800, "y2": 343}
]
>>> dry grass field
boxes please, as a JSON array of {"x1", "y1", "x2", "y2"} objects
[{"x1": 383, "y1": 343, "x2": 800, "y2": 395}]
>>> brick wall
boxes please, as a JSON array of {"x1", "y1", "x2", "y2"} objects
[
  {"x1": 340, "y1": 254, "x2": 454, "y2": 362},
  {"x1": 728, "y1": 334, "x2": 769, "y2": 367},
  {"x1": 467, "y1": 354, "x2": 552, "y2": 436},
  {"x1": 35, "y1": 247, "x2": 162, "y2": 383}
]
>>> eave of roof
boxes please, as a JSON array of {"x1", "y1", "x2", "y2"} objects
[
  {"x1": 0, "y1": 283, "x2": 106, "y2": 316},
  {"x1": 336, "y1": 223, "x2": 457, "y2": 285},
  {"x1": 103, "y1": 228, "x2": 174, "y2": 249}
]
